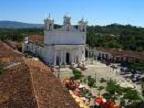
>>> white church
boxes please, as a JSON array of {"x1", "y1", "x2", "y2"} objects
[{"x1": 24, "y1": 15, "x2": 87, "y2": 66}]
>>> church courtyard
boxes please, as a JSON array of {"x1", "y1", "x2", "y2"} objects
[
  {"x1": 55, "y1": 59, "x2": 144, "y2": 107},
  {"x1": 56, "y1": 60, "x2": 142, "y2": 93}
]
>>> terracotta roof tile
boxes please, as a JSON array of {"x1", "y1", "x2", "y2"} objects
[
  {"x1": 29, "y1": 35, "x2": 44, "y2": 43},
  {"x1": 0, "y1": 63, "x2": 37, "y2": 108},
  {"x1": 0, "y1": 58, "x2": 79, "y2": 108},
  {"x1": 25, "y1": 59, "x2": 79, "y2": 108},
  {"x1": 0, "y1": 41, "x2": 79, "y2": 108},
  {"x1": 0, "y1": 41, "x2": 23, "y2": 64}
]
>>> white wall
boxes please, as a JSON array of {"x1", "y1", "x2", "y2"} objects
[
  {"x1": 42, "y1": 46, "x2": 55, "y2": 65},
  {"x1": 44, "y1": 31, "x2": 86, "y2": 45},
  {"x1": 24, "y1": 43, "x2": 85, "y2": 65},
  {"x1": 54, "y1": 45, "x2": 85, "y2": 65}
]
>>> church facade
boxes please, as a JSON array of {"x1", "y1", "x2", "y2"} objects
[{"x1": 24, "y1": 15, "x2": 87, "y2": 66}]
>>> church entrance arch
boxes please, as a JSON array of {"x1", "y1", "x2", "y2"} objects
[
  {"x1": 66, "y1": 52, "x2": 70, "y2": 64},
  {"x1": 85, "y1": 49, "x2": 88, "y2": 57},
  {"x1": 56, "y1": 56, "x2": 60, "y2": 65}
]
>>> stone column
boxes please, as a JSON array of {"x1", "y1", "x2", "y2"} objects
[
  {"x1": 64, "y1": 50, "x2": 66, "y2": 65},
  {"x1": 60, "y1": 51, "x2": 63, "y2": 65},
  {"x1": 71, "y1": 50, "x2": 74, "y2": 65},
  {"x1": 78, "y1": 50, "x2": 80, "y2": 64},
  {"x1": 69, "y1": 50, "x2": 72, "y2": 65},
  {"x1": 54, "y1": 50, "x2": 56, "y2": 66},
  {"x1": 61, "y1": 50, "x2": 64, "y2": 65}
]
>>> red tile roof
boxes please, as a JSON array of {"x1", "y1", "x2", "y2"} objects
[
  {"x1": 0, "y1": 41, "x2": 23, "y2": 64},
  {"x1": 25, "y1": 59, "x2": 79, "y2": 108},
  {"x1": 0, "y1": 41, "x2": 79, "y2": 108},
  {"x1": 29, "y1": 35, "x2": 44, "y2": 43},
  {"x1": 4, "y1": 40, "x2": 20, "y2": 50},
  {"x1": 0, "y1": 58, "x2": 79, "y2": 108},
  {"x1": 0, "y1": 63, "x2": 37, "y2": 108}
]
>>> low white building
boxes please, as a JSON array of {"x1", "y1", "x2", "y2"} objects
[{"x1": 24, "y1": 15, "x2": 87, "y2": 66}]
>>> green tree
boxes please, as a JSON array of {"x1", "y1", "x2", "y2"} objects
[
  {"x1": 123, "y1": 88, "x2": 141, "y2": 105},
  {"x1": 86, "y1": 24, "x2": 144, "y2": 51}
]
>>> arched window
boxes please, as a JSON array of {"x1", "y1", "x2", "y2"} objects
[
  {"x1": 82, "y1": 28, "x2": 85, "y2": 32},
  {"x1": 49, "y1": 23, "x2": 52, "y2": 30}
]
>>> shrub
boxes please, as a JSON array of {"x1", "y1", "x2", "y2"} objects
[
  {"x1": 87, "y1": 76, "x2": 96, "y2": 87},
  {"x1": 72, "y1": 69, "x2": 82, "y2": 80},
  {"x1": 103, "y1": 93, "x2": 112, "y2": 100},
  {"x1": 82, "y1": 78, "x2": 87, "y2": 84},
  {"x1": 98, "y1": 86, "x2": 105, "y2": 91},
  {"x1": 123, "y1": 88, "x2": 141, "y2": 101},
  {"x1": 100, "y1": 78, "x2": 107, "y2": 83},
  {"x1": 106, "y1": 79, "x2": 122, "y2": 95}
]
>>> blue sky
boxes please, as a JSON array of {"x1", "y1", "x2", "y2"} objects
[{"x1": 0, "y1": 0, "x2": 144, "y2": 26}]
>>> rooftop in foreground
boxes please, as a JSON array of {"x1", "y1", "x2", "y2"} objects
[{"x1": 0, "y1": 45, "x2": 79, "y2": 108}]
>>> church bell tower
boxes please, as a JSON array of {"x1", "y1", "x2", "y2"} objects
[
  {"x1": 63, "y1": 15, "x2": 72, "y2": 31},
  {"x1": 44, "y1": 14, "x2": 54, "y2": 31},
  {"x1": 78, "y1": 18, "x2": 87, "y2": 32}
]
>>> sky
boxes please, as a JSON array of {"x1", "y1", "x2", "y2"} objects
[{"x1": 0, "y1": 0, "x2": 144, "y2": 26}]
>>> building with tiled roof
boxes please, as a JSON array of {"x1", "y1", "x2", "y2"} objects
[
  {"x1": 96, "y1": 47, "x2": 144, "y2": 62},
  {"x1": 87, "y1": 47, "x2": 144, "y2": 63},
  {"x1": 0, "y1": 58, "x2": 79, "y2": 108},
  {"x1": 28, "y1": 35, "x2": 44, "y2": 44}
]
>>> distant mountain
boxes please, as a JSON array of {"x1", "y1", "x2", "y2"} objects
[{"x1": 0, "y1": 21, "x2": 43, "y2": 29}]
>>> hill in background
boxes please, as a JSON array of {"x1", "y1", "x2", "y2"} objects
[
  {"x1": 0, "y1": 21, "x2": 43, "y2": 29},
  {"x1": 0, "y1": 21, "x2": 62, "y2": 29}
]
